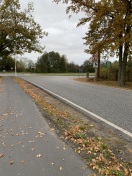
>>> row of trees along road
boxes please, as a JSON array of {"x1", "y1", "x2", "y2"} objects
[
  {"x1": 0, "y1": 52, "x2": 81, "y2": 73},
  {"x1": 53, "y1": 0, "x2": 132, "y2": 86},
  {"x1": 1, "y1": 52, "x2": 132, "y2": 82},
  {"x1": 0, "y1": 0, "x2": 47, "y2": 58}
]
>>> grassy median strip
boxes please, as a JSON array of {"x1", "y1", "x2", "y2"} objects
[{"x1": 15, "y1": 77, "x2": 132, "y2": 176}]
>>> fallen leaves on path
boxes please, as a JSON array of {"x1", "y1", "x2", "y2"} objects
[{"x1": 15, "y1": 78, "x2": 69, "y2": 119}]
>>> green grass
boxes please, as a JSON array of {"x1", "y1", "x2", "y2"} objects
[
  {"x1": 74, "y1": 132, "x2": 87, "y2": 139},
  {"x1": 27, "y1": 73, "x2": 86, "y2": 76},
  {"x1": 0, "y1": 72, "x2": 86, "y2": 77},
  {"x1": 110, "y1": 170, "x2": 125, "y2": 176}
]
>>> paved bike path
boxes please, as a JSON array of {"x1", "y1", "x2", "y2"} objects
[{"x1": 0, "y1": 77, "x2": 93, "y2": 176}]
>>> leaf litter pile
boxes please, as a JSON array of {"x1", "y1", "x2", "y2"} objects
[{"x1": 15, "y1": 78, "x2": 132, "y2": 176}]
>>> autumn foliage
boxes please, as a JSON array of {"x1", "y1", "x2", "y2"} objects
[
  {"x1": 53, "y1": 0, "x2": 132, "y2": 86},
  {"x1": 0, "y1": 0, "x2": 47, "y2": 57}
]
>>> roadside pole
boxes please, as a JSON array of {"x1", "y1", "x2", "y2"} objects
[
  {"x1": 15, "y1": 57, "x2": 17, "y2": 77},
  {"x1": 93, "y1": 61, "x2": 98, "y2": 83},
  {"x1": 31, "y1": 66, "x2": 36, "y2": 73},
  {"x1": 94, "y1": 67, "x2": 97, "y2": 83}
]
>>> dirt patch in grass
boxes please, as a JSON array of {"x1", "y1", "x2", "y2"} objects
[
  {"x1": 74, "y1": 78, "x2": 132, "y2": 90},
  {"x1": 15, "y1": 77, "x2": 132, "y2": 176}
]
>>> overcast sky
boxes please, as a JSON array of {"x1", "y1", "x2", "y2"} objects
[{"x1": 19, "y1": 0, "x2": 90, "y2": 65}]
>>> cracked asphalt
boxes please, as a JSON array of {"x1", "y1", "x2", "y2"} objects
[{"x1": 0, "y1": 77, "x2": 93, "y2": 176}]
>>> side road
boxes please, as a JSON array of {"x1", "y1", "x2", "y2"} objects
[{"x1": 0, "y1": 77, "x2": 93, "y2": 176}]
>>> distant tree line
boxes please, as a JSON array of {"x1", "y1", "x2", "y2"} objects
[
  {"x1": 0, "y1": 51, "x2": 94, "y2": 73},
  {"x1": 36, "y1": 51, "x2": 82, "y2": 73},
  {"x1": 0, "y1": 50, "x2": 131, "y2": 82}
]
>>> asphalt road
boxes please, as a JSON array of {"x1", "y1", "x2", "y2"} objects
[
  {"x1": 0, "y1": 77, "x2": 93, "y2": 176},
  {"x1": 18, "y1": 74, "x2": 132, "y2": 134}
]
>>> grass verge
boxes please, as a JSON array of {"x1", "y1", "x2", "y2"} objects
[{"x1": 74, "y1": 78, "x2": 132, "y2": 90}]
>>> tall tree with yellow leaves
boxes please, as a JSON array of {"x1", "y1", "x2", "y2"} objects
[{"x1": 54, "y1": 0, "x2": 132, "y2": 86}]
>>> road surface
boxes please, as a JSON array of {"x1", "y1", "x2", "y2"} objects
[
  {"x1": 18, "y1": 74, "x2": 132, "y2": 135},
  {"x1": 0, "y1": 77, "x2": 93, "y2": 176}
]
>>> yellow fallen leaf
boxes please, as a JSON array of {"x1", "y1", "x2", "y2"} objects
[
  {"x1": 29, "y1": 140, "x2": 35, "y2": 143},
  {"x1": 50, "y1": 128, "x2": 55, "y2": 132},
  {"x1": 31, "y1": 148, "x2": 35, "y2": 151},
  {"x1": 10, "y1": 161, "x2": 14, "y2": 165},
  {"x1": 63, "y1": 147, "x2": 66, "y2": 150},
  {"x1": 60, "y1": 167, "x2": 62, "y2": 171},
  {"x1": 38, "y1": 132, "x2": 45, "y2": 135},
  {"x1": 20, "y1": 161, "x2": 24, "y2": 163},
  {"x1": 18, "y1": 141, "x2": 22, "y2": 144},
  {"x1": 36, "y1": 154, "x2": 41, "y2": 158},
  {"x1": 0, "y1": 154, "x2": 4, "y2": 158}
]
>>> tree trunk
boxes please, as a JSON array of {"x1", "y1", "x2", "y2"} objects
[
  {"x1": 118, "y1": 42, "x2": 128, "y2": 86},
  {"x1": 120, "y1": 60, "x2": 125, "y2": 86},
  {"x1": 121, "y1": 43, "x2": 129, "y2": 86},
  {"x1": 97, "y1": 49, "x2": 100, "y2": 79},
  {"x1": 118, "y1": 45, "x2": 123, "y2": 86}
]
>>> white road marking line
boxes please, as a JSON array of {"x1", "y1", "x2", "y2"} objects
[{"x1": 26, "y1": 81, "x2": 132, "y2": 138}]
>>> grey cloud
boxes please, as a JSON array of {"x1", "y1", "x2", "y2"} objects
[{"x1": 20, "y1": 0, "x2": 89, "y2": 65}]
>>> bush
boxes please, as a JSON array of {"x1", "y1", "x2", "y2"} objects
[{"x1": 100, "y1": 66, "x2": 119, "y2": 80}]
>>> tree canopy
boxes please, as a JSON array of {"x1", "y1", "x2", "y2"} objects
[
  {"x1": 53, "y1": 0, "x2": 132, "y2": 86},
  {"x1": 0, "y1": 0, "x2": 47, "y2": 57},
  {"x1": 36, "y1": 51, "x2": 68, "y2": 73}
]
